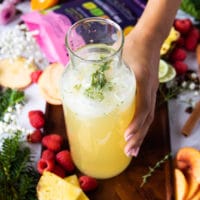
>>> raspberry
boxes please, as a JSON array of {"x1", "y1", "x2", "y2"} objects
[
  {"x1": 37, "y1": 158, "x2": 55, "y2": 174},
  {"x1": 56, "y1": 150, "x2": 75, "y2": 172},
  {"x1": 183, "y1": 26, "x2": 199, "y2": 51},
  {"x1": 170, "y1": 47, "x2": 187, "y2": 62},
  {"x1": 41, "y1": 149, "x2": 55, "y2": 161},
  {"x1": 79, "y1": 175, "x2": 98, "y2": 192},
  {"x1": 31, "y1": 70, "x2": 43, "y2": 83},
  {"x1": 52, "y1": 164, "x2": 66, "y2": 178},
  {"x1": 42, "y1": 134, "x2": 63, "y2": 152},
  {"x1": 184, "y1": 36, "x2": 198, "y2": 51},
  {"x1": 174, "y1": 18, "x2": 192, "y2": 34},
  {"x1": 27, "y1": 129, "x2": 42, "y2": 143},
  {"x1": 187, "y1": 27, "x2": 200, "y2": 40},
  {"x1": 176, "y1": 36, "x2": 185, "y2": 47},
  {"x1": 28, "y1": 110, "x2": 45, "y2": 129},
  {"x1": 173, "y1": 61, "x2": 188, "y2": 75}
]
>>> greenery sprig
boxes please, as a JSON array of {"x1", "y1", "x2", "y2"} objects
[
  {"x1": 84, "y1": 60, "x2": 111, "y2": 101},
  {"x1": 0, "y1": 131, "x2": 39, "y2": 200},
  {"x1": 140, "y1": 153, "x2": 171, "y2": 187},
  {"x1": 158, "y1": 83, "x2": 182, "y2": 104}
]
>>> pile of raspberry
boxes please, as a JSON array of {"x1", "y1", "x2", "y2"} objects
[
  {"x1": 27, "y1": 109, "x2": 98, "y2": 193},
  {"x1": 167, "y1": 18, "x2": 200, "y2": 75},
  {"x1": 166, "y1": 18, "x2": 200, "y2": 96}
]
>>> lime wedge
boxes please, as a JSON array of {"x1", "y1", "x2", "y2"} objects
[
  {"x1": 158, "y1": 59, "x2": 169, "y2": 79},
  {"x1": 159, "y1": 64, "x2": 176, "y2": 83}
]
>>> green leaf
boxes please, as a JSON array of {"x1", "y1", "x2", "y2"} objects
[
  {"x1": 180, "y1": 0, "x2": 200, "y2": 19},
  {"x1": 0, "y1": 88, "x2": 25, "y2": 120}
]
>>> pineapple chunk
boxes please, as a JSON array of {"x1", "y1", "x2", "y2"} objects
[
  {"x1": 64, "y1": 175, "x2": 89, "y2": 200},
  {"x1": 64, "y1": 175, "x2": 80, "y2": 187},
  {"x1": 77, "y1": 192, "x2": 90, "y2": 200},
  {"x1": 160, "y1": 27, "x2": 180, "y2": 55},
  {"x1": 37, "y1": 171, "x2": 82, "y2": 200}
]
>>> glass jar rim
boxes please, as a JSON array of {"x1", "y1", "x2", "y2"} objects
[{"x1": 65, "y1": 17, "x2": 124, "y2": 63}]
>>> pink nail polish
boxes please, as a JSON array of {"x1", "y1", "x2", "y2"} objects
[
  {"x1": 125, "y1": 149, "x2": 132, "y2": 157},
  {"x1": 130, "y1": 147, "x2": 140, "y2": 157},
  {"x1": 125, "y1": 134, "x2": 133, "y2": 141}
]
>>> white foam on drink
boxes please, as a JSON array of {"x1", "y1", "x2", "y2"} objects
[{"x1": 61, "y1": 46, "x2": 136, "y2": 118}]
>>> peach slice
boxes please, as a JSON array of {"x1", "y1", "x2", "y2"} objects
[
  {"x1": 38, "y1": 62, "x2": 64, "y2": 105},
  {"x1": 185, "y1": 173, "x2": 200, "y2": 200},
  {"x1": 188, "y1": 187, "x2": 200, "y2": 200},
  {"x1": 176, "y1": 147, "x2": 200, "y2": 183},
  {"x1": 174, "y1": 168, "x2": 188, "y2": 200},
  {"x1": 0, "y1": 57, "x2": 37, "y2": 89}
]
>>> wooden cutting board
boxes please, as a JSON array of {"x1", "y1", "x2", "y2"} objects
[{"x1": 44, "y1": 101, "x2": 174, "y2": 200}]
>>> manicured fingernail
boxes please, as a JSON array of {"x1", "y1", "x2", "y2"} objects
[
  {"x1": 125, "y1": 134, "x2": 133, "y2": 142},
  {"x1": 125, "y1": 148, "x2": 132, "y2": 157},
  {"x1": 131, "y1": 147, "x2": 140, "y2": 157},
  {"x1": 125, "y1": 147, "x2": 140, "y2": 157}
]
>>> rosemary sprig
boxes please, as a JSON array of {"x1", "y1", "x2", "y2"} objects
[{"x1": 140, "y1": 153, "x2": 171, "y2": 187}]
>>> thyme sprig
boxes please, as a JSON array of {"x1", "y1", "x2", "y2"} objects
[{"x1": 140, "y1": 153, "x2": 171, "y2": 187}]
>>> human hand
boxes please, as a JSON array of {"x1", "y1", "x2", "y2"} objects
[{"x1": 123, "y1": 29, "x2": 161, "y2": 157}]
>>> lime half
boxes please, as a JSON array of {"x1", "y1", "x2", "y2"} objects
[
  {"x1": 159, "y1": 64, "x2": 176, "y2": 83},
  {"x1": 158, "y1": 59, "x2": 169, "y2": 79}
]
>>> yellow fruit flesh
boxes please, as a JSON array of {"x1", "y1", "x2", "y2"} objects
[
  {"x1": 174, "y1": 168, "x2": 188, "y2": 200},
  {"x1": 37, "y1": 171, "x2": 82, "y2": 200}
]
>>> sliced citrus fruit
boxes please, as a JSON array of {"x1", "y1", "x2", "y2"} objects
[
  {"x1": 0, "y1": 57, "x2": 37, "y2": 89},
  {"x1": 158, "y1": 59, "x2": 169, "y2": 79},
  {"x1": 159, "y1": 64, "x2": 176, "y2": 83},
  {"x1": 174, "y1": 168, "x2": 188, "y2": 200}
]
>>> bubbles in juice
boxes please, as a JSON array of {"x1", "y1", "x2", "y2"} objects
[{"x1": 61, "y1": 44, "x2": 136, "y2": 178}]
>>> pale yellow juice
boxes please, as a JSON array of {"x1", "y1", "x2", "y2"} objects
[{"x1": 61, "y1": 44, "x2": 136, "y2": 179}]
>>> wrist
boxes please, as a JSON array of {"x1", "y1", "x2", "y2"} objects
[{"x1": 128, "y1": 25, "x2": 164, "y2": 51}]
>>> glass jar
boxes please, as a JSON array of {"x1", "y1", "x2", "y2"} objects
[{"x1": 60, "y1": 17, "x2": 136, "y2": 179}]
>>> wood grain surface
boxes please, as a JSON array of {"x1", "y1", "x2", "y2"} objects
[{"x1": 44, "y1": 101, "x2": 174, "y2": 200}]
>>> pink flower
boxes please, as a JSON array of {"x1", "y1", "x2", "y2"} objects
[
  {"x1": 9, "y1": 0, "x2": 22, "y2": 5},
  {"x1": 0, "y1": 2, "x2": 16, "y2": 25}
]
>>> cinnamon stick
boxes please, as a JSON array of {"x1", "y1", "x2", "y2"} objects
[
  {"x1": 181, "y1": 101, "x2": 200, "y2": 136},
  {"x1": 196, "y1": 44, "x2": 200, "y2": 78},
  {"x1": 196, "y1": 44, "x2": 200, "y2": 65}
]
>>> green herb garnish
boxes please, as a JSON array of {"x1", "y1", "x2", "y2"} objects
[
  {"x1": 0, "y1": 88, "x2": 25, "y2": 120},
  {"x1": 0, "y1": 131, "x2": 39, "y2": 200},
  {"x1": 140, "y1": 153, "x2": 171, "y2": 187},
  {"x1": 84, "y1": 61, "x2": 111, "y2": 101}
]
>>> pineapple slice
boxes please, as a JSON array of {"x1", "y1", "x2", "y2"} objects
[
  {"x1": 64, "y1": 175, "x2": 89, "y2": 200},
  {"x1": 64, "y1": 175, "x2": 80, "y2": 187},
  {"x1": 160, "y1": 27, "x2": 180, "y2": 55},
  {"x1": 37, "y1": 171, "x2": 82, "y2": 200}
]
